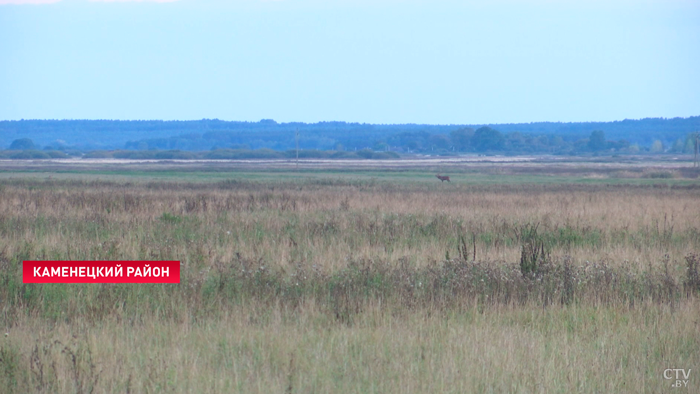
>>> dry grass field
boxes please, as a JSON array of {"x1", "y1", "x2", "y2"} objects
[{"x1": 0, "y1": 160, "x2": 699, "y2": 393}]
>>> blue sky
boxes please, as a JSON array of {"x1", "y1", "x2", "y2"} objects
[{"x1": 1, "y1": 0, "x2": 698, "y2": 124}]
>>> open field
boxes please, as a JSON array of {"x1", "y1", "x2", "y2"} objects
[
  {"x1": 0, "y1": 158, "x2": 699, "y2": 393},
  {"x1": 0, "y1": 154, "x2": 698, "y2": 174}
]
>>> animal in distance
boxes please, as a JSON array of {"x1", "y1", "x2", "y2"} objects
[{"x1": 435, "y1": 174, "x2": 450, "y2": 182}]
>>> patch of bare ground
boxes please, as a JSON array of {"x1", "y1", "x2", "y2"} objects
[{"x1": 0, "y1": 154, "x2": 697, "y2": 177}]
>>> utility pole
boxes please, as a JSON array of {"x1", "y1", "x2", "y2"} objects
[
  {"x1": 295, "y1": 129, "x2": 299, "y2": 171},
  {"x1": 694, "y1": 132, "x2": 699, "y2": 168}
]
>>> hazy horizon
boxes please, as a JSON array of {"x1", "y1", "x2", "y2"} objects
[
  {"x1": 2, "y1": 0, "x2": 699, "y2": 124},
  {"x1": 3, "y1": 115, "x2": 700, "y2": 126}
]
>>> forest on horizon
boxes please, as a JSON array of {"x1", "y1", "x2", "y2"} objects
[{"x1": 1, "y1": 117, "x2": 699, "y2": 157}]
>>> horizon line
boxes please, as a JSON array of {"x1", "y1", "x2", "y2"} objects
[{"x1": 2, "y1": 115, "x2": 699, "y2": 126}]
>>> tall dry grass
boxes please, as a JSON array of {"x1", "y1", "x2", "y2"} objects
[
  {"x1": 0, "y1": 179, "x2": 697, "y2": 271},
  {"x1": 2, "y1": 300, "x2": 698, "y2": 393},
  {"x1": 0, "y1": 177, "x2": 698, "y2": 393}
]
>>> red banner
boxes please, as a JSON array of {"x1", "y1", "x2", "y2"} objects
[{"x1": 23, "y1": 261, "x2": 180, "y2": 283}]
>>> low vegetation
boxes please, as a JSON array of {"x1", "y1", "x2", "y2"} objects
[{"x1": 0, "y1": 173, "x2": 698, "y2": 392}]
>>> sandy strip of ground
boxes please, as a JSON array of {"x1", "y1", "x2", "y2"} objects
[{"x1": 0, "y1": 155, "x2": 696, "y2": 172}]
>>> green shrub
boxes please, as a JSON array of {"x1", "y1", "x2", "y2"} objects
[
  {"x1": 643, "y1": 171, "x2": 673, "y2": 179},
  {"x1": 82, "y1": 150, "x2": 114, "y2": 159},
  {"x1": 154, "y1": 150, "x2": 195, "y2": 160},
  {"x1": 159, "y1": 212, "x2": 182, "y2": 223},
  {"x1": 45, "y1": 150, "x2": 69, "y2": 158},
  {"x1": 9, "y1": 150, "x2": 50, "y2": 159}
]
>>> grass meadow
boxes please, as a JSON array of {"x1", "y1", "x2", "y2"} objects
[{"x1": 0, "y1": 164, "x2": 699, "y2": 393}]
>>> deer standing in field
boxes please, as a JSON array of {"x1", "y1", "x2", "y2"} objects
[{"x1": 435, "y1": 174, "x2": 450, "y2": 182}]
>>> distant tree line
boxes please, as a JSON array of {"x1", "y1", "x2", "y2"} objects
[
  {"x1": 380, "y1": 127, "x2": 695, "y2": 155},
  {"x1": 0, "y1": 144, "x2": 400, "y2": 160},
  {"x1": 1, "y1": 117, "x2": 699, "y2": 155},
  {"x1": 3, "y1": 130, "x2": 698, "y2": 160}
]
